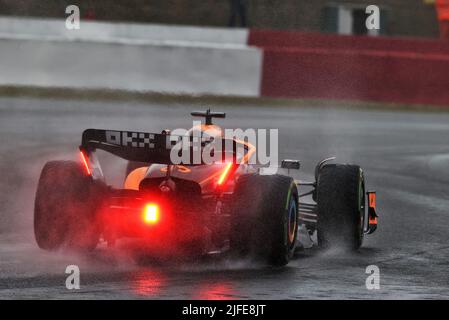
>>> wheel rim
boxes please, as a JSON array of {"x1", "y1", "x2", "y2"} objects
[{"x1": 287, "y1": 198, "x2": 297, "y2": 244}]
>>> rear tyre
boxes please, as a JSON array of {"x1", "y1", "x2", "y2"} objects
[
  {"x1": 316, "y1": 164, "x2": 365, "y2": 250},
  {"x1": 34, "y1": 161, "x2": 103, "y2": 252},
  {"x1": 230, "y1": 174, "x2": 298, "y2": 266}
]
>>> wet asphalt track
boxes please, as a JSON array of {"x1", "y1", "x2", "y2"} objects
[{"x1": 1, "y1": 95, "x2": 449, "y2": 299}]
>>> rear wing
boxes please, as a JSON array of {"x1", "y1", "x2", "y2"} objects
[
  {"x1": 81, "y1": 129, "x2": 174, "y2": 164},
  {"x1": 80, "y1": 129, "x2": 240, "y2": 165}
]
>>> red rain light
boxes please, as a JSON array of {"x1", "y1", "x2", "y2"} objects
[
  {"x1": 143, "y1": 204, "x2": 159, "y2": 224},
  {"x1": 80, "y1": 151, "x2": 91, "y2": 175}
]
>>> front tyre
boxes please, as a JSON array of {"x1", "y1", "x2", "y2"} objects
[{"x1": 316, "y1": 164, "x2": 365, "y2": 250}]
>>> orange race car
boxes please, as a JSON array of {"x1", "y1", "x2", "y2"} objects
[{"x1": 33, "y1": 110, "x2": 377, "y2": 266}]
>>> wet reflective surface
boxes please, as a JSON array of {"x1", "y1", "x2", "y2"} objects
[{"x1": 1, "y1": 96, "x2": 449, "y2": 299}]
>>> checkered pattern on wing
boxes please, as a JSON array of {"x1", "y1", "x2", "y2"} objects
[{"x1": 123, "y1": 132, "x2": 155, "y2": 148}]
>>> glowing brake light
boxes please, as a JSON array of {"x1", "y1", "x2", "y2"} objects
[
  {"x1": 217, "y1": 162, "x2": 233, "y2": 185},
  {"x1": 80, "y1": 151, "x2": 91, "y2": 175},
  {"x1": 143, "y1": 204, "x2": 159, "y2": 224}
]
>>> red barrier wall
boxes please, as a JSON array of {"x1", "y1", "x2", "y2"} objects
[
  {"x1": 251, "y1": 30, "x2": 449, "y2": 106},
  {"x1": 249, "y1": 30, "x2": 449, "y2": 54}
]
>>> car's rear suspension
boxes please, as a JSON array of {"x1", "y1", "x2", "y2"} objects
[{"x1": 298, "y1": 202, "x2": 317, "y2": 231}]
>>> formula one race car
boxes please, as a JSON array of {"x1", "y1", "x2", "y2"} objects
[{"x1": 34, "y1": 110, "x2": 378, "y2": 266}]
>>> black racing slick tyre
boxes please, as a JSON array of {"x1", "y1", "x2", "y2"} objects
[
  {"x1": 34, "y1": 161, "x2": 103, "y2": 252},
  {"x1": 316, "y1": 164, "x2": 365, "y2": 250},
  {"x1": 230, "y1": 174, "x2": 298, "y2": 266}
]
